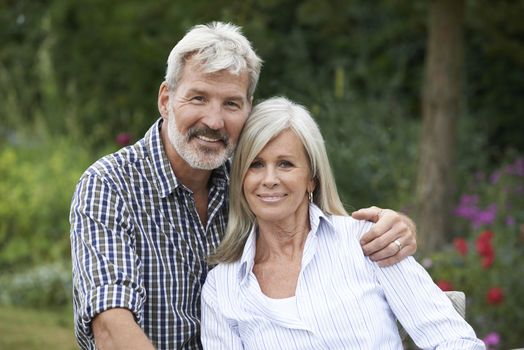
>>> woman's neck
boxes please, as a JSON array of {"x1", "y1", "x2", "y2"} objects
[{"x1": 254, "y1": 216, "x2": 310, "y2": 264}]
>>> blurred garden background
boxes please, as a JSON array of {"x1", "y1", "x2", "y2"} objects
[{"x1": 1, "y1": 0, "x2": 523, "y2": 349}]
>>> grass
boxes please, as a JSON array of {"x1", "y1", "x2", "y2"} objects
[{"x1": 0, "y1": 304, "x2": 77, "y2": 350}]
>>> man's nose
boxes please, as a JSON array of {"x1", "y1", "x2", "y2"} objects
[{"x1": 201, "y1": 102, "x2": 225, "y2": 130}]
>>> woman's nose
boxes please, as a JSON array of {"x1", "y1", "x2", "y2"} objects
[{"x1": 262, "y1": 167, "x2": 279, "y2": 187}]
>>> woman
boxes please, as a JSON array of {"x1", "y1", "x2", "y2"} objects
[{"x1": 201, "y1": 97, "x2": 484, "y2": 349}]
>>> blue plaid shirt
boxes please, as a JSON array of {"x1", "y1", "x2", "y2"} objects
[{"x1": 70, "y1": 118, "x2": 229, "y2": 349}]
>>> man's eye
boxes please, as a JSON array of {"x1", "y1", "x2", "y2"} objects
[
  {"x1": 226, "y1": 101, "x2": 240, "y2": 108},
  {"x1": 192, "y1": 96, "x2": 205, "y2": 102}
]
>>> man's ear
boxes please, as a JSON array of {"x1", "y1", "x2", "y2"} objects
[
  {"x1": 158, "y1": 82, "x2": 170, "y2": 119},
  {"x1": 247, "y1": 95, "x2": 254, "y2": 112}
]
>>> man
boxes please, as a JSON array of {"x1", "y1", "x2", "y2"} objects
[{"x1": 70, "y1": 22, "x2": 417, "y2": 350}]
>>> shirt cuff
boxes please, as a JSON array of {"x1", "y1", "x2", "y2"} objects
[{"x1": 76, "y1": 284, "x2": 146, "y2": 344}]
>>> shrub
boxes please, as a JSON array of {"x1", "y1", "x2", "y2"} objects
[
  {"x1": 427, "y1": 155, "x2": 524, "y2": 349},
  {"x1": 0, "y1": 136, "x2": 96, "y2": 272},
  {"x1": 310, "y1": 94, "x2": 419, "y2": 210},
  {"x1": 0, "y1": 262, "x2": 72, "y2": 308}
]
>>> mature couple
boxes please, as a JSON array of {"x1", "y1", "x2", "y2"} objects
[{"x1": 70, "y1": 22, "x2": 484, "y2": 349}]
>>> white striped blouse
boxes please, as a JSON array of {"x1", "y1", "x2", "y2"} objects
[{"x1": 201, "y1": 204, "x2": 485, "y2": 349}]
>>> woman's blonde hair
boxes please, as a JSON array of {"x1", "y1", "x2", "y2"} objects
[{"x1": 209, "y1": 97, "x2": 347, "y2": 264}]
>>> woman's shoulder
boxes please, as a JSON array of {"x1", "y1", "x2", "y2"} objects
[
  {"x1": 328, "y1": 214, "x2": 374, "y2": 240},
  {"x1": 203, "y1": 261, "x2": 244, "y2": 310},
  {"x1": 205, "y1": 261, "x2": 241, "y2": 292},
  {"x1": 207, "y1": 260, "x2": 240, "y2": 279}
]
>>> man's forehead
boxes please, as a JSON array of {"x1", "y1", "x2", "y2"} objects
[
  {"x1": 188, "y1": 60, "x2": 246, "y2": 80},
  {"x1": 181, "y1": 59, "x2": 251, "y2": 97}
]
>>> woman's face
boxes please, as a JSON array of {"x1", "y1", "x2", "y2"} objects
[{"x1": 243, "y1": 129, "x2": 315, "y2": 225}]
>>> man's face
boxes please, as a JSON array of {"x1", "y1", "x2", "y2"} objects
[{"x1": 165, "y1": 59, "x2": 251, "y2": 170}]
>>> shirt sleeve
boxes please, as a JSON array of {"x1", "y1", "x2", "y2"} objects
[
  {"x1": 201, "y1": 269, "x2": 244, "y2": 350},
  {"x1": 371, "y1": 254, "x2": 485, "y2": 349},
  {"x1": 70, "y1": 173, "x2": 146, "y2": 349}
]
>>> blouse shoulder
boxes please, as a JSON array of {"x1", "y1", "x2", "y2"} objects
[
  {"x1": 329, "y1": 215, "x2": 374, "y2": 241},
  {"x1": 204, "y1": 261, "x2": 241, "y2": 299}
]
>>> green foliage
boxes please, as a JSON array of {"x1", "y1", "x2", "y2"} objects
[
  {"x1": 0, "y1": 137, "x2": 95, "y2": 272},
  {"x1": 0, "y1": 262, "x2": 72, "y2": 308},
  {"x1": 427, "y1": 155, "x2": 524, "y2": 348},
  {"x1": 0, "y1": 5, "x2": 522, "y2": 348},
  {"x1": 2, "y1": 1, "x2": 522, "y2": 153},
  {"x1": 467, "y1": 0, "x2": 524, "y2": 155},
  {"x1": 0, "y1": 304, "x2": 75, "y2": 350},
  {"x1": 309, "y1": 94, "x2": 419, "y2": 210},
  {"x1": 241, "y1": 0, "x2": 427, "y2": 109}
]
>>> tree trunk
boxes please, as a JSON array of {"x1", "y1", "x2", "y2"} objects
[{"x1": 416, "y1": 0, "x2": 465, "y2": 254}]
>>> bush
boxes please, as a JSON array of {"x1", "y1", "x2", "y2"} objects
[
  {"x1": 0, "y1": 136, "x2": 98, "y2": 272},
  {"x1": 427, "y1": 155, "x2": 524, "y2": 349},
  {"x1": 310, "y1": 94, "x2": 419, "y2": 210},
  {"x1": 0, "y1": 262, "x2": 72, "y2": 308}
]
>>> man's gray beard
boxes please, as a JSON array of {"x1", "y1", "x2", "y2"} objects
[{"x1": 166, "y1": 110, "x2": 235, "y2": 170}]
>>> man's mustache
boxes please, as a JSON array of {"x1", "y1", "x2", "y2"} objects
[{"x1": 188, "y1": 127, "x2": 229, "y2": 145}]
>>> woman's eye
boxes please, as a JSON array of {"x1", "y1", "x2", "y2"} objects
[
  {"x1": 279, "y1": 160, "x2": 293, "y2": 168},
  {"x1": 249, "y1": 160, "x2": 263, "y2": 168}
]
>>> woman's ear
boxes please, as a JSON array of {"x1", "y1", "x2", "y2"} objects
[{"x1": 307, "y1": 177, "x2": 317, "y2": 196}]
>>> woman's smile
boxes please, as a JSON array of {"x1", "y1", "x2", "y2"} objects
[{"x1": 256, "y1": 193, "x2": 288, "y2": 203}]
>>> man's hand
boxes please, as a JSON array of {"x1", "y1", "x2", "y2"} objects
[{"x1": 352, "y1": 206, "x2": 417, "y2": 267}]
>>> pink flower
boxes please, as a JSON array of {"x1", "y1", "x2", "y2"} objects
[
  {"x1": 437, "y1": 280, "x2": 454, "y2": 292},
  {"x1": 454, "y1": 194, "x2": 479, "y2": 220},
  {"x1": 421, "y1": 258, "x2": 433, "y2": 269},
  {"x1": 490, "y1": 170, "x2": 501, "y2": 184},
  {"x1": 507, "y1": 157, "x2": 524, "y2": 176},
  {"x1": 116, "y1": 132, "x2": 132, "y2": 146},
  {"x1": 454, "y1": 196, "x2": 498, "y2": 228},
  {"x1": 486, "y1": 287, "x2": 504, "y2": 305},
  {"x1": 473, "y1": 204, "x2": 497, "y2": 228},
  {"x1": 483, "y1": 332, "x2": 501, "y2": 348},
  {"x1": 453, "y1": 238, "x2": 468, "y2": 256}
]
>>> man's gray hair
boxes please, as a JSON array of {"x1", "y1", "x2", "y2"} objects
[{"x1": 165, "y1": 22, "x2": 263, "y2": 97}]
